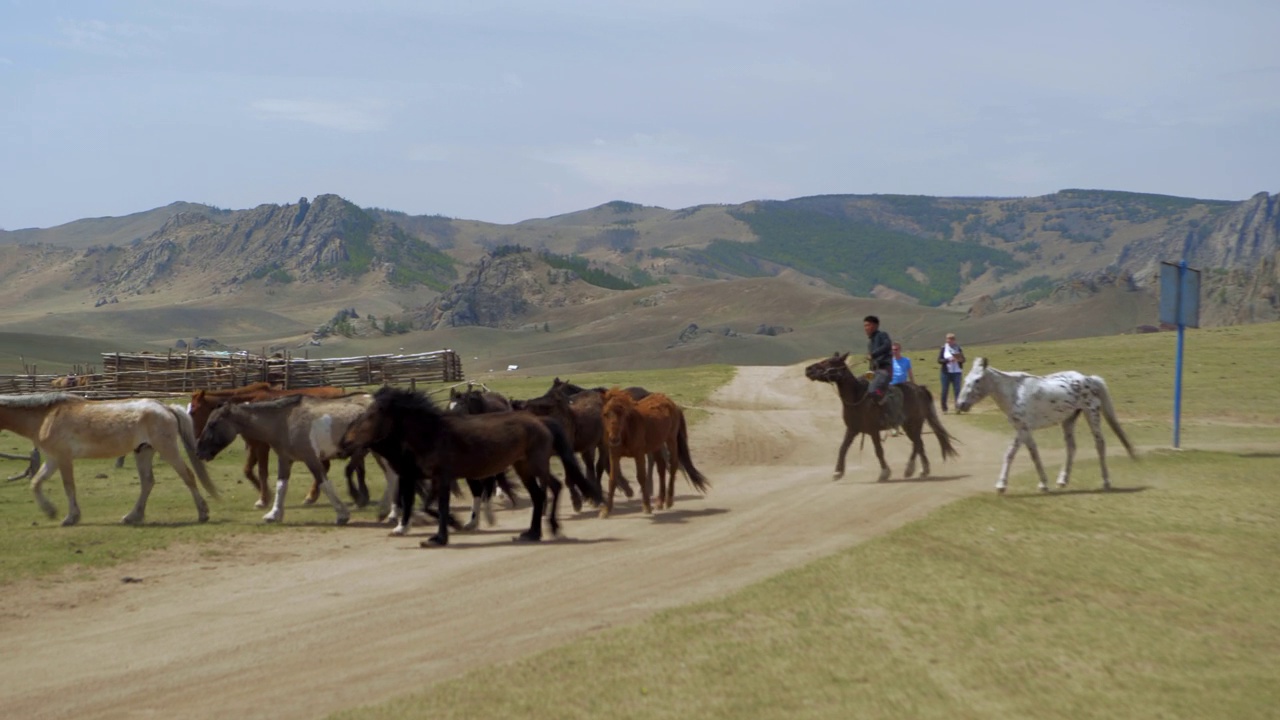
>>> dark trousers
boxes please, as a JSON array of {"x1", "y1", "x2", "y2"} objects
[
  {"x1": 869, "y1": 367, "x2": 892, "y2": 397},
  {"x1": 940, "y1": 371, "x2": 962, "y2": 409}
]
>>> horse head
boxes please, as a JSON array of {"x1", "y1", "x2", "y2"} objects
[
  {"x1": 955, "y1": 357, "x2": 989, "y2": 412},
  {"x1": 195, "y1": 404, "x2": 241, "y2": 461},
  {"x1": 600, "y1": 387, "x2": 638, "y2": 449},
  {"x1": 804, "y1": 352, "x2": 850, "y2": 383}
]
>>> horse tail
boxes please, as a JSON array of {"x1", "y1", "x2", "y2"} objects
[
  {"x1": 169, "y1": 405, "x2": 220, "y2": 499},
  {"x1": 548, "y1": 418, "x2": 599, "y2": 505},
  {"x1": 920, "y1": 386, "x2": 959, "y2": 461},
  {"x1": 1094, "y1": 376, "x2": 1137, "y2": 460},
  {"x1": 675, "y1": 413, "x2": 710, "y2": 493}
]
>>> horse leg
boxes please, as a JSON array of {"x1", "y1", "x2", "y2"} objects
[
  {"x1": 378, "y1": 461, "x2": 398, "y2": 524},
  {"x1": 870, "y1": 432, "x2": 891, "y2": 483},
  {"x1": 599, "y1": 451, "x2": 620, "y2": 518},
  {"x1": 243, "y1": 443, "x2": 267, "y2": 508},
  {"x1": 1083, "y1": 409, "x2": 1111, "y2": 490},
  {"x1": 515, "y1": 468, "x2": 546, "y2": 542},
  {"x1": 833, "y1": 427, "x2": 854, "y2": 480},
  {"x1": 345, "y1": 456, "x2": 369, "y2": 508},
  {"x1": 542, "y1": 464, "x2": 564, "y2": 539},
  {"x1": 303, "y1": 460, "x2": 327, "y2": 505},
  {"x1": 114, "y1": 455, "x2": 126, "y2": 469},
  {"x1": 1057, "y1": 412, "x2": 1080, "y2": 489},
  {"x1": 253, "y1": 444, "x2": 271, "y2": 508},
  {"x1": 29, "y1": 458, "x2": 61, "y2": 520},
  {"x1": 463, "y1": 478, "x2": 484, "y2": 531},
  {"x1": 1021, "y1": 430, "x2": 1052, "y2": 492},
  {"x1": 56, "y1": 458, "x2": 82, "y2": 527},
  {"x1": 154, "y1": 441, "x2": 211, "y2": 524},
  {"x1": 637, "y1": 456, "x2": 653, "y2": 515},
  {"x1": 122, "y1": 447, "x2": 157, "y2": 525},
  {"x1": 264, "y1": 458, "x2": 293, "y2": 523},
  {"x1": 422, "y1": 472, "x2": 453, "y2": 547},
  {"x1": 660, "y1": 446, "x2": 675, "y2": 509},
  {"x1": 996, "y1": 436, "x2": 1022, "y2": 494},
  {"x1": 306, "y1": 458, "x2": 350, "y2": 525}
]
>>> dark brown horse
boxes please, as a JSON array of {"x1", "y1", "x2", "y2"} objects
[
  {"x1": 443, "y1": 385, "x2": 523, "y2": 525},
  {"x1": 599, "y1": 387, "x2": 708, "y2": 517},
  {"x1": 804, "y1": 352, "x2": 958, "y2": 482},
  {"x1": 190, "y1": 385, "x2": 371, "y2": 508},
  {"x1": 338, "y1": 386, "x2": 598, "y2": 546}
]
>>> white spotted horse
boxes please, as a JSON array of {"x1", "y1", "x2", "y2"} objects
[{"x1": 956, "y1": 358, "x2": 1137, "y2": 493}]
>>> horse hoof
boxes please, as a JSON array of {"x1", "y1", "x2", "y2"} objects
[
  {"x1": 253, "y1": 500, "x2": 267, "y2": 509},
  {"x1": 302, "y1": 497, "x2": 318, "y2": 506},
  {"x1": 335, "y1": 516, "x2": 350, "y2": 526},
  {"x1": 513, "y1": 531, "x2": 542, "y2": 543},
  {"x1": 121, "y1": 514, "x2": 143, "y2": 525},
  {"x1": 61, "y1": 515, "x2": 81, "y2": 527},
  {"x1": 263, "y1": 513, "x2": 281, "y2": 523},
  {"x1": 598, "y1": 507, "x2": 611, "y2": 519},
  {"x1": 996, "y1": 486, "x2": 1006, "y2": 495},
  {"x1": 833, "y1": 472, "x2": 844, "y2": 481},
  {"x1": 463, "y1": 519, "x2": 479, "y2": 532},
  {"x1": 571, "y1": 496, "x2": 583, "y2": 513},
  {"x1": 421, "y1": 534, "x2": 448, "y2": 547}
]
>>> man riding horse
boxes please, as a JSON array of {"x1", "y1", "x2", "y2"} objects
[{"x1": 863, "y1": 315, "x2": 905, "y2": 429}]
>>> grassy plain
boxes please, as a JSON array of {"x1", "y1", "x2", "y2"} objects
[
  {"x1": 0, "y1": 365, "x2": 735, "y2": 584},
  {"x1": 331, "y1": 322, "x2": 1280, "y2": 720}
]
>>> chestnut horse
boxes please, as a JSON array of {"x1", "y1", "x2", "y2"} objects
[
  {"x1": 0, "y1": 393, "x2": 217, "y2": 526},
  {"x1": 804, "y1": 352, "x2": 958, "y2": 482},
  {"x1": 598, "y1": 387, "x2": 708, "y2": 517},
  {"x1": 337, "y1": 386, "x2": 597, "y2": 546},
  {"x1": 189, "y1": 384, "x2": 370, "y2": 508}
]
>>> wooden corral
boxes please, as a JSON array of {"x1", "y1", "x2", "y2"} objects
[{"x1": 0, "y1": 348, "x2": 464, "y2": 398}]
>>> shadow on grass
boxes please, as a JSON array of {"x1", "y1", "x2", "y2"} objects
[{"x1": 1005, "y1": 485, "x2": 1152, "y2": 499}]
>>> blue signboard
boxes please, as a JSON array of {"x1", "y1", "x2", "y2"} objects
[
  {"x1": 1159, "y1": 260, "x2": 1200, "y2": 448},
  {"x1": 1159, "y1": 261, "x2": 1201, "y2": 328}
]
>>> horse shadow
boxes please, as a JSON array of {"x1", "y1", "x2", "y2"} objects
[
  {"x1": 879, "y1": 473, "x2": 971, "y2": 484},
  {"x1": 1004, "y1": 485, "x2": 1151, "y2": 499},
  {"x1": 406, "y1": 535, "x2": 625, "y2": 550},
  {"x1": 649, "y1": 506, "x2": 729, "y2": 524}
]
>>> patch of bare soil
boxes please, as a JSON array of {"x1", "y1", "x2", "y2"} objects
[{"x1": 1, "y1": 365, "x2": 1018, "y2": 720}]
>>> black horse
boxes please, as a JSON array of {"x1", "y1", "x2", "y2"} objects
[
  {"x1": 805, "y1": 352, "x2": 958, "y2": 482},
  {"x1": 447, "y1": 385, "x2": 522, "y2": 523},
  {"x1": 338, "y1": 387, "x2": 599, "y2": 546}
]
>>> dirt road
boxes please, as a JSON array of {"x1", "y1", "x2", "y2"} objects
[{"x1": 0, "y1": 365, "x2": 1013, "y2": 720}]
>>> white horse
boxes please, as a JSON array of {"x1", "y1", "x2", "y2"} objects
[{"x1": 956, "y1": 358, "x2": 1137, "y2": 493}]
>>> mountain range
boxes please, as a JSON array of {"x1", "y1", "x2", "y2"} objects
[{"x1": 1, "y1": 189, "x2": 1276, "y2": 375}]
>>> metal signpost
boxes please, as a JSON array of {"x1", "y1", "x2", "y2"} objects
[{"x1": 1158, "y1": 260, "x2": 1201, "y2": 448}]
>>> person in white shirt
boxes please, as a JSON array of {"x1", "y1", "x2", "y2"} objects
[{"x1": 937, "y1": 332, "x2": 965, "y2": 413}]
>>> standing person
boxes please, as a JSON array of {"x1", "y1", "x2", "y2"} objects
[
  {"x1": 938, "y1": 332, "x2": 965, "y2": 413},
  {"x1": 863, "y1": 315, "x2": 893, "y2": 404}
]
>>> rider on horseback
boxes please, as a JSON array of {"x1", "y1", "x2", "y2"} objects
[{"x1": 863, "y1": 315, "x2": 905, "y2": 429}]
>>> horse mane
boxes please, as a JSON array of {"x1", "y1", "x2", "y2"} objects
[
  {"x1": 601, "y1": 386, "x2": 638, "y2": 410},
  {"x1": 0, "y1": 392, "x2": 84, "y2": 408},
  {"x1": 243, "y1": 394, "x2": 307, "y2": 410},
  {"x1": 374, "y1": 386, "x2": 444, "y2": 419}
]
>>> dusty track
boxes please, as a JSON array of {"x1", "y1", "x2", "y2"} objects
[{"x1": 1, "y1": 365, "x2": 1016, "y2": 720}]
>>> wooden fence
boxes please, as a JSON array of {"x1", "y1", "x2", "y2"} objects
[{"x1": 0, "y1": 348, "x2": 464, "y2": 398}]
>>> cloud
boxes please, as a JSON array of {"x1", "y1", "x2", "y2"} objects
[{"x1": 250, "y1": 98, "x2": 386, "y2": 133}]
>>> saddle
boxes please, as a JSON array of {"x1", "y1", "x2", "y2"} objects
[{"x1": 879, "y1": 386, "x2": 906, "y2": 431}]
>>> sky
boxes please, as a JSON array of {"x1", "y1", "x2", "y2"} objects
[{"x1": 2, "y1": 0, "x2": 1278, "y2": 230}]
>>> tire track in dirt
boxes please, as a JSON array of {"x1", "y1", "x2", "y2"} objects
[{"x1": 0, "y1": 364, "x2": 1016, "y2": 720}]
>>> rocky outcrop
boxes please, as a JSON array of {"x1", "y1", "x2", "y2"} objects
[
  {"x1": 88, "y1": 194, "x2": 455, "y2": 297},
  {"x1": 413, "y1": 251, "x2": 607, "y2": 330}
]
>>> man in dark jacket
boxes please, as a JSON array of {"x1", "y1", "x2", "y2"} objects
[{"x1": 863, "y1": 315, "x2": 893, "y2": 404}]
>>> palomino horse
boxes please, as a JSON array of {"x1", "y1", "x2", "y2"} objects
[
  {"x1": 337, "y1": 386, "x2": 598, "y2": 546},
  {"x1": 195, "y1": 393, "x2": 374, "y2": 524},
  {"x1": 805, "y1": 352, "x2": 958, "y2": 482},
  {"x1": 598, "y1": 387, "x2": 708, "y2": 517},
  {"x1": 189, "y1": 385, "x2": 371, "y2": 508},
  {"x1": 0, "y1": 393, "x2": 217, "y2": 526},
  {"x1": 956, "y1": 358, "x2": 1136, "y2": 493}
]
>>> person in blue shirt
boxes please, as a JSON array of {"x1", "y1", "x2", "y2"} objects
[{"x1": 890, "y1": 342, "x2": 914, "y2": 386}]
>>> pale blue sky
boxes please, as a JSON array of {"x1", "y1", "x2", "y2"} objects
[{"x1": 2, "y1": 0, "x2": 1277, "y2": 230}]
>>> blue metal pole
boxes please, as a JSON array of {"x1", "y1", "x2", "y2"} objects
[{"x1": 1173, "y1": 260, "x2": 1186, "y2": 448}]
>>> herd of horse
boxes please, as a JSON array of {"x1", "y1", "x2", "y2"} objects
[{"x1": 0, "y1": 353, "x2": 1137, "y2": 543}]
